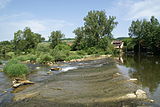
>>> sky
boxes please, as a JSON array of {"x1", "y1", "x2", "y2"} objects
[{"x1": 0, "y1": 0, "x2": 160, "y2": 41}]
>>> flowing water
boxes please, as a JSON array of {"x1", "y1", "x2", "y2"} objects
[
  {"x1": 0, "y1": 57, "x2": 156, "y2": 106},
  {"x1": 117, "y1": 55, "x2": 160, "y2": 106}
]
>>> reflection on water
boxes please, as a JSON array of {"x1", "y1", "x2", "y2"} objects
[{"x1": 118, "y1": 55, "x2": 160, "y2": 105}]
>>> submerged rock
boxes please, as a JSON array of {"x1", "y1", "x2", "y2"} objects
[
  {"x1": 113, "y1": 73, "x2": 121, "y2": 78},
  {"x1": 14, "y1": 92, "x2": 39, "y2": 101},
  {"x1": 12, "y1": 78, "x2": 34, "y2": 88}
]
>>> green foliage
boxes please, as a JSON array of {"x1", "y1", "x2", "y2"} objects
[
  {"x1": 129, "y1": 16, "x2": 160, "y2": 54},
  {"x1": 122, "y1": 38, "x2": 135, "y2": 52},
  {"x1": 0, "y1": 41, "x2": 13, "y2": 56},
  {"x1": 27, "y1": 54, "x2": 37, "y2": 62},
  {"x1": 15, "y1": 54, "x2": 37, "y2": 62},
  {"x1": 86, "y1": 47, "x2": 98, "y2": 55},
  {"x1": 65, "y1": 55, "x2": 83, "y2": 61},
  {"x1": 36, "y1": 43, "x2": 51, "y2": 53},
  {"x1": 4, "y1": 64, "x2": 29, "y2": 77},
  {"x1": 36, "y1": 54, "x2": 53, "y2": 64},
  {"x1": 16, "y1": 55, "x2": 28, "y2": 61},
  {"x1": 49, "y1": 31, "x2": 65, "y2": 48},
  {"x1": 51, "y1": 44, "x2": 70, "y2": 61},
  {"x1": 6, "y1": 52, "x2": 15, "y2": 58},
  {"x1": 72, "y1": 10, "x2": 118, "y2": 51},
  {"x1": 3, "y1": 59, "x2": 29, "y2": 77},
  {"x1": 76, "y1": 50, "x2": 87, "y2": 56},
  {"x1": 13, "y1": 27, "x2": 44, "y2": 53}
]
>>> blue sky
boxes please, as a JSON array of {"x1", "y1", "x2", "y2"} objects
[{"x1": 0, "y1": 0, "x2": 160, "y2": 41}]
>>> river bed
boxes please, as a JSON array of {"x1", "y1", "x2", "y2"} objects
[{"x1": 0, "y1": 57, "x2": 154, "y2": 107}]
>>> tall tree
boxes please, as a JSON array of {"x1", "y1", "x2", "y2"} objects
[
  {"x1": 129, "y1": 16, "x2": 160, "y2": 54},
  {"x1": 73, "y1": 10, "x2": 118, "y2": 50},
  {"x1": 49, "y1": 31, "x2": 65, "y2": 48},
  {"x1": 13, "y1": 27, "x2": 44, "y2": 53}
]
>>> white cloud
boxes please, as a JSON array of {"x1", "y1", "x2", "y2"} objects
[
  {"x1": 117, "y1": 0, "x2": 160, "y2": 20},
  {"x1": 0, "y1": 13, "x2": 33, "y2": 21},
  {"x1": 0, "y1": 0, "x2": 11, "y2": 9},
  {"x1": 0, "y1": 13, "x2": 75, "y2": 41}
]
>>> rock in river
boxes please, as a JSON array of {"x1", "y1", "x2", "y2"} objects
[
  {"x1": 50, "y1": 67, "x2": 61, "y2": 71},
  {"x1": 12, "y1": 78, "x2": 34, "y2": 88},
  {"x1": 135, "y1": 89, "x2": 147, "y2": 99}
]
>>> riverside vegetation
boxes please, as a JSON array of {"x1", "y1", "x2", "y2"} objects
[
  {"x1": 1, "y1": 10, "x2": 160, "y2": 78},
  {"x1": 0, "y1": 10, "x2": 118, "y2": 77}
]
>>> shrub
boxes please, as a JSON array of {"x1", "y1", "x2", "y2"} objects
[
  {"x1": 86, "y1": 47, "x2": 97, "y2": 55},
  {"x1": 16, "y1": 55, "x2": 28, "y2": 61},
  {"x1": 86, "y1": 47, "x2": 104, "y2": 55},
  {"x1": 3, "y1": 59, "x2": 29, "y2": 77},
  {"x1": 53, "y1": 44, "x2": 71, "y2": 52},
  {"x1": 37, "y1": 54, "x2": 53, "y2": 64},
  {"x1": 15, "y1": 54, "x2": 37, "y2": 62},
  {"x1": 52, "y1": 50, "x2": 67, "y2": 61},
  {"x1": 51, "y1": 44, "x2": 70, "y2": 61},
  {"x1": 27, "y1": 54, "x2": 37, "y2": 62},
  {"x1": 6, "y1": 52, "x2": 15, "y2": 58},
  {"x1": 36, "y1": 43, "x2": 51, "y2": 54}
]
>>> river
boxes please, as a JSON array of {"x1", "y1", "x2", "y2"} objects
[
  {"x1": 0, "y1": 56, "x2": 159, "y2": 106},
  {"x1": 117, "y1": 55, "x2": 160, "y2": 106}
]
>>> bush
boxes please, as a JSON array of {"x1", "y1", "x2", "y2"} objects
[
  {"x1": 52, "y1": 50, "x2": 67, "y2": 61},
  {"x1": 36, "y1": 43, "x2": 51, "y2": 55},
  {"x1": 3, "y1": 59, "x2": 29, "y2": 77},
  {"x1": 37, "y1": 54, "x2": 53, "y2": 64},
  {"x1": 6, "y1": 52, "x2": 15, "y2": 58},
  {"x1": 54, "y1": 44, "x2": 71, "y2": 51},
  {"x1": 27, "y1": 54, "x2": 37, "y2": 62},
  {"x1": 86, "y1": 47, "x2": 104, "y2": 55},
  {"x1": 16, "y1": 55, "x2": 28, "y2": 61},
  {"x1": 86, "y1": 47, "x2": 97, "y2": 55},
  {"x1": 15, "y1": 54, "x2": 37, "y2": 62},
  {"x1": 51, "y1": 44, "x2": 70, "y2": 61}
]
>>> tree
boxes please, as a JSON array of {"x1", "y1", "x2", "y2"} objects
[
  {"x1": 49, "y1": 31, "x2": 65, "y2": 48},
  {"x1": 13, "y1": 27, "x2": 44, "y2": 53},
  {"x1": 72, "y1": 27, "x2": 86, "y2": 50},
  {"x1": 72, "y1": 10, "x2": 118, "y2": 50},
  {"x1": 129, "y1": 16, "x2": 160, "y2": 54}
]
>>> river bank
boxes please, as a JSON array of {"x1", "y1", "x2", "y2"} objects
[{"x1": 0, "y1": 57, "x2": 153, "y2": 107}]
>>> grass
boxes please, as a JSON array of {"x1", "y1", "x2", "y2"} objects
[
  {"x1": 65, "y1": 55, "x2": 83, "y2": 61},
  {"x1": 3, "y1": 59, "x2": 29, "y2": 77}
]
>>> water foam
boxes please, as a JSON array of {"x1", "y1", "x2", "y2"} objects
[{"x1": 61, "y1": 66, "x2": 78, "y2": 72}]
